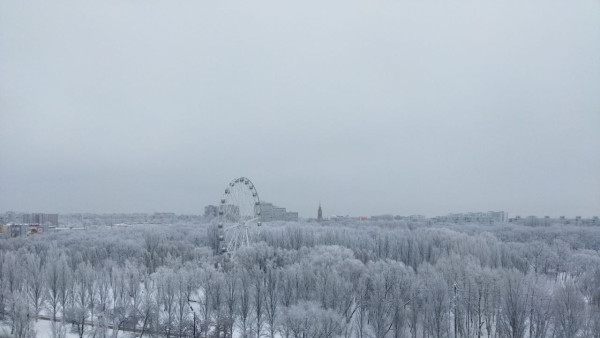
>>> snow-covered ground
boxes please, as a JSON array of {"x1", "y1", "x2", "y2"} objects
[
  {"x1": 1, "y1": 318, "x2": 123, "y2": 338},
  {"x1": 32, "y1": 320, "x2": 81, "y2": 338}
]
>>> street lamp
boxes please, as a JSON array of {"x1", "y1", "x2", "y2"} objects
[{"x1": 189, "y1": 304, "x2": 196, "y2": 338}]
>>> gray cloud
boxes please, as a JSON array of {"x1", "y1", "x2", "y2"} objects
[{"x1": 1, "y1": 0, "x2": 599, "y2": 218}]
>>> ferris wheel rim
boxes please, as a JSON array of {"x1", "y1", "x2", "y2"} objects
[{"x1": 217, "y1": 176, "x2": 262, "y2": 256}]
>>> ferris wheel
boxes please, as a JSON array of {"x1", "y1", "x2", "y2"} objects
[{"x1": 217, "y1": 177, "x2": 262, "y2": 256}]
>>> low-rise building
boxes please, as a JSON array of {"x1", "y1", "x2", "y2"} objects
[
  {"x1": 260, "y1": 202, "x2": 299, "y2": 222},
  {"x1": 23, "y1": 213, "x2": 58, "y2": 226},
  {"x1": 437, "y1": 211, "x2": 507, "y2": 224}
]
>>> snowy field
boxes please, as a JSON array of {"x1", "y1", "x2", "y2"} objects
[{"x1": 1, "y1": 320, "x2": 79, "y2": 338}]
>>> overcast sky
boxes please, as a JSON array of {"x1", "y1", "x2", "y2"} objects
[{"x1": 1, "y1": 0, "x2": 599, "y2": 218}]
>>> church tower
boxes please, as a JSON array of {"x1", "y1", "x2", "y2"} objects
[{"x1": 317, "y1": 203, "x2": 323, "y2": 221}]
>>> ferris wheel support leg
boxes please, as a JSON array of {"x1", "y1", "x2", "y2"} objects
[
  {"x1": 233, "y1": 229, "x2": 241, "y2": 251},
  {"x1": 228, "y1": 228, "x2": 238, "y2": 253}
]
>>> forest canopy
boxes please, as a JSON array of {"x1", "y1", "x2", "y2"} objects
[{"x1": 1, "y1": 219, "x2": 599, "y2": 338}]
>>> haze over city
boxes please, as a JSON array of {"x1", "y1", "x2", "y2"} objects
[
  {"x1": 2, "y1": 2, "x2": 600, "y2": 338},
  {"x1": 1, "y1": 0, "x2": 599, "y2": 218}
]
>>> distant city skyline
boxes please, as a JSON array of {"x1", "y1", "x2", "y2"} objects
[
  {"x1": 0, "y1": 207, "x2": 597, "y2": 220},
  {"x1": 1, "y1": 0, "x2": 598, "y2": 219},
  {"x1": 0, "y1": 179, "x2": 598, "y2": 219}
]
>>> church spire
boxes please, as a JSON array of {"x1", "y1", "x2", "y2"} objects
[{"x1": 317, "y1": 203, "x2": 323, "y2": 221}]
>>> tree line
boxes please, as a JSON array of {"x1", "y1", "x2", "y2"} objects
[{"x1": 1, "y1": 220, "x2": 599, "y2": 338}]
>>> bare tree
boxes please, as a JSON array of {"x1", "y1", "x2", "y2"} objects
[
  {"x1": 552, "y1": 281, "x2": 585, "y2": 338},
  {"x1": 198, "y1": 265, "x2": 221, "y2": 338},
  {"x1": 406, "y1": 278, "x2": 422, "y2": 338},
  {"x1": 263, "y1": 266, "x2": 278, "y2": 338},
  {"x1": 497, "y1": 270, "x2": 528, "y2": 338},
  {"x1": 68, "y1": 262, "x2": 93, "y2": 338},
  {"x1": 175, "y1": 269, "x2": 193, "y2": 338},
  {"x1": 96, "y1": 267, "x2": 111, "y2": 321},
  {"x1": 526, "y1": 275, "x2": 552, "y2": 338},
  {"x1": 138, "y1": 277, "x2": 158, "y2": 338},
  {"x1": 209, "y1": 268, "x2": 225, "y2": 338},
  {"x1": 24, "y1": 252, "x2": 45, "y2": 318},
  {"x1": 144, "y1": 232, "x2": 165, "y2": 274},
  {"x1": 279, "y1": 301, "x2": 342, "y2": 338},
  {"x1": 252, "y1": 267, "x2": 265, "y2": 338},
  {"x1": 124, "y1": 260, "x2": 144, "y2": 334},
  {"x1": 354, "y1": 271, "x2": 370, "y2": 338},
  {"x1": 367, "y1": 261, "x2": 397, "y2": 338},
  {"x1": 238, "y1": 268, "x2": 252, "y2": 338},
  {"x1": 420, "y1": 263, "x2": 449, "y2": 338},
  {"x1": 156, "y1": 267, "x2": 177, "y2": 338},
  {"x1": 45, "y1": 251, "x2": 69, "y2": 321},
  {"x1": 51, "y1": 318, "x2": 67, "y2": 338},
  {"x1": 109, "y1": 264, "x2": 129, "y2": 338},
  {"x1": 7, "y1": 288, "x2": 33, "y2": 338},
  {"x1": 223, "y1": 268, "x2": 238, "y2": 338}
]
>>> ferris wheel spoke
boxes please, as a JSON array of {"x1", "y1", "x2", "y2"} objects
[{"x1": 217, "y1": 177, "x2": 261, "y2": 257}]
